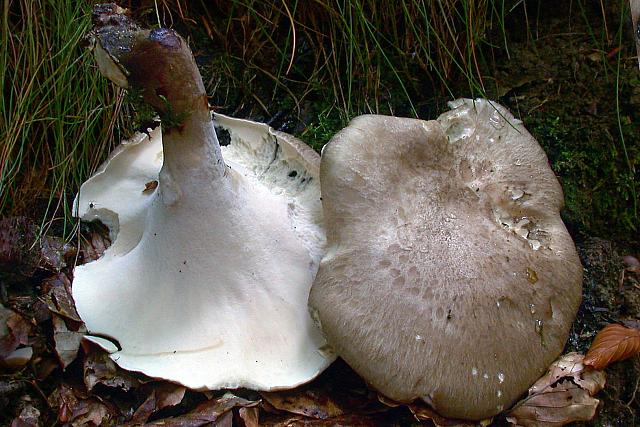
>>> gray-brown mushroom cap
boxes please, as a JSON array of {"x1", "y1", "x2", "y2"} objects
[{"x1": 308, "y1": 99, "x2": 583, "y2": 420}]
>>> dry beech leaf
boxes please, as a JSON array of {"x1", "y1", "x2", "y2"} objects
[
  {"x1": 261, "y1": 390, "x2": 344, "y2": 419},
  {"x1": 79, "y1": 231, "x2": 112, "y2": 264},
  {"x1": 128, "y1": 383, "x2": 186, "y2": 424},
  {"x1": 506, "y1": 353, "x2": 605, "y2": 427},
  {"x1": 147, "y1": 392, "x2": 259, "y2": 427},
  {"x1": 584, "y1": 324, "x2": 640, "y2": 370},
  {"x1": 261, "y1": 361, "x2": 388, "y2": 421},
  {"x1": 42, "y1": 273, "x2": 82, "y2": 323},
  {"x1": 239, "y1": 406, "x2": 260, "y2": 427},
  {"x1": 82, "y1": 344, "x2": 141, "y2": 391},
  {"x1": 52, "y1": 314, "x2": 86, "y2": 369},
  {"x1": 48, "y1": 383, "x2": 117, "y2": 427}
]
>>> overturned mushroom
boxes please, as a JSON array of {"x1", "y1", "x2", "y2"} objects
[
  {"x1": 73, "y1": 5, "x2": 333, "y2": 390},
  {"x1": 309, "y1": 99, "x2": 582, "y2": 420}
]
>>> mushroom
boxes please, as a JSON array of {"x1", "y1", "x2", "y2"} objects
[
  {"x1": 73, "y1": 5, "x2": 334, "y2": 390},
  {"x1": 308, "y1": 99, "x2": 583, "y2": 420}
]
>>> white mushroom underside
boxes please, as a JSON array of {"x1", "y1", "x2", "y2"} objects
[{"x1": 73, "y1": 114, "x2": 333, "y2": 390}]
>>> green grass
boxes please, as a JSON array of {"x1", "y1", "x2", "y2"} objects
[
  {"x1": 159, "y1": 0, "x2": 510, "y2": 119},
  {"x1": 0, "y1": 0, "x2": 120, "y2": 237},
  {"x1": 0, "y1": 0, "x2": 637, "y2": 240}
]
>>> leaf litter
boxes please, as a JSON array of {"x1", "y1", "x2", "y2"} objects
[{"x1": 0, "y1": 216, "x2": 626, "y2": 426}]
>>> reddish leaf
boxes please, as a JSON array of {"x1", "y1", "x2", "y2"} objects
[
  {"x1": 584, "y1": 324, "x2": 640, "y2": 369},
  {"x1": 143, "y1": 180, "x2": 159, "y2": 193}
]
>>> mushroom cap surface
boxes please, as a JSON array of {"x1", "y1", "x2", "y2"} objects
[
  {"x1": 74, "y1": 114, "x2": 333, "y2": 390},
  {"x1": 308, "y1": 99, "x2": 582, "y2": 420}
]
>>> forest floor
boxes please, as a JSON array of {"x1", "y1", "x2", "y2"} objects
[{"x1": 0, "y1": 1, "x2": 639, "y2": 426}]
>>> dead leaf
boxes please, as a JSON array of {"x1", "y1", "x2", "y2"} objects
[
  {"x1": 261, "y1": 361, "x2": 387, "y2": 420},
  {"x1": 10, "y1": 404, "x2": 40, "y2": 427},
  {"x1": 129, "y1": 383, "x2": 186, "y2": 424},
  {"x1": 0, "y1": 217, "x2": 74, "y2": 275},
  {"x1": 48, "y1": 383, "x2": 118, "y2": 426},
  {"x1": 261, "y1": 389, "x2": 344, "y2": 419},
  {"x1": 83, "y1": 345, "x2": 141, "y2": 391},
  {"x1": 79, "y1": 230, "x2": 111, "y2": 263},
  {"x1": 260, "y1": 413, "x2": 391, "y2": 426},
  {"x1": 146, "y1": 392, "x2": 259, "y2": 427},
  {"x1": 529, "y1": 352, "x2": 606, "y2": 395},
  {"x1": 52, "y1": 314, "x2": 86, "y2": 368},
  {"x1": 38, "y1": 234, "x2": 74, "y2": 272},
  {"x1": 0, "y1": 304, "x2": 32, "y2": 358},
  {"x1": 584, "y1": 323, "x2": 640, "y2": 370},
  {"x1": 41, "y1": 273, "x2": 82, "y2": 323},
  {"x1": 239, "y1": 406, "x2": 260, "y2": 427},
  {"x1": 506, "y1": 353, "x2": 605, "y2": 427},
  {"x1": 3, "y1": 346, "x2": 33, "y2": 370}
]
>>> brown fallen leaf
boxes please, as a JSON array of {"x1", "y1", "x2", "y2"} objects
[
  {"x1": 0, "y1": 304, "x2": 32, "y2": 359},
  {"x1": 261, "y1": 389, "x2": 344, "y2": 419},
  {"x1": 41, "y1": 273, "x2": 82, "y2": 323},
  {"x1": 48, "y1": 383, "x2": 119, "y2": 426},
  {"x1": 239, "y1": 406, "x2": 260, "y2": 427},
  {"x1": 261, "y1": 361, "x2": 388, "y2": 420},
  {"x1": 52, "y1": 314, "x2": 87, "y2": 369},
  {"x1": 506, "y1": 353, "x2": 605, "y2": 427},
  {"x1": 583, "y1": 323, "x2": 640, "y2": 370},
  {"x1": 3, "y1": 346, "x2": 33, "y2": 370},
  {"x1": 82, "y1": 344, "x2": 141, "y2": 391},
  {"x1": 128, "y1": 383, "x2": 186, "y2": 424},
  {"x1": 146, "y1": 392, "x2": 259, "y2": 427},
  {"x1": 79, "y1": 228, "x2": 112, "y2": 264}
]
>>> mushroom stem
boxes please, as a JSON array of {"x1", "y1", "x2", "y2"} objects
[
  {"x1": 91, "y1": 5, "x2": 226, "y2": 199},
  {"x1": 159, "y1": 113, "x2": 227, "y2": 204}
]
